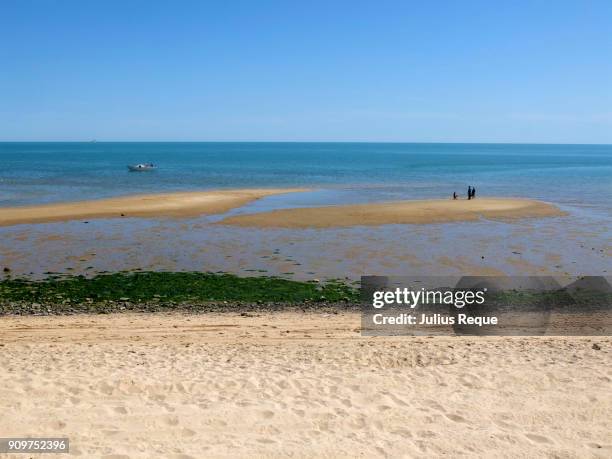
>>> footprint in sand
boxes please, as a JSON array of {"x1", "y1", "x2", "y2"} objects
[
  {"x1": 525, "y1": 433, "x2": 553, "y2": 444},
  {"x1": 48, "y1": 420, "x2": 67, "y2": 430},
  {"x1": 209, "y1": 419, "x2": 227, "y2": 428},
  {"x1": 387, "y1": 393, "x2": 409, "y2": 407},
  {"x1": 423, "y1": 399, "x2": 445, "y2": 413},
  {"x1": 181, "y1": 428, "x2": 196, "y2": 437},
  {"x1": 446, "y1": 413, "x2": 468, "y2": 423},
  {"x1": 350, "y1": 417, "x2": 367, "y2": 429},
  {"x1": 459, "y1": 373, "x2": 480, "y2": 388},
  {"x1": 163, "y1": 415, "x2": 180, "y2": 426},
  {"x1": 390, "y1": 428, "x2": 413, "y2": 438},
  {"x1": 97, "y1": 381, "x2": 115, "y2": 395},
  {"x1": 494, "y1": 419, "x2": 515, "y2": 430},
  {"x1": 256, "y1": 437, "x2": 277, "y2": 444},
  {"x1": 67, "y1": 386, "x2": 82, "y2": 395}
]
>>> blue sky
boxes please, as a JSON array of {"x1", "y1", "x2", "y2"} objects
[{"x1": 1, "y1": 0, "x2": 611, "y2": 142}]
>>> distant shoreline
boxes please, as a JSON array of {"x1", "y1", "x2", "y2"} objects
[{"x1": 2, "y1": 141, "x2": 612, "y2": 146}]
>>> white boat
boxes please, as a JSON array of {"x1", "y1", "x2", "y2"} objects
[{"x1": 128, "y1": 163, "x2": 156, "y2": 172}]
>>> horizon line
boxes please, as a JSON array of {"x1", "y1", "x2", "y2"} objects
[{"x1": 1, "y1": 140, "x2": 611, "y2": 146}]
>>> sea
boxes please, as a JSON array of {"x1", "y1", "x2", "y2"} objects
[
  {"x1": 0, "y1": 142, "x2": 611, "y2": 214},
  {"x1": 0, "y1": 142, "x2": 610, "y2": 279}
]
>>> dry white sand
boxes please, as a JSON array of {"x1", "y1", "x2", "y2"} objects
[
  {"x1": 219, "y1": 198, "x2": 566, "y2": 228},
  {"x1": 0, "y1": 188, "x2": 307, "y2": 227},
  {"x1": 0, "y1": 312, "x2": 610, "y2": 458}
]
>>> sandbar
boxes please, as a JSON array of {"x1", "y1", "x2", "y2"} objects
[
  {"x1": 219, "y1": 197, "x2": 566, "y2": 228},
  {"x1": 0, "y1": 188, "x2": 307, "y2": 227}
]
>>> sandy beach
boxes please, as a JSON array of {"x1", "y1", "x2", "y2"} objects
[
  {"x1": 0, "y1": 188, "x2": 306, "y2": 227},
  {"x1": 3, "y1": 3, "x2": 611, "y2": 458},
  {"x1": 219, "y1": 198, "x2": 566, "y2": 228},
  {"x1": 0, "y1": 312, "x2": 610, "y2": 458}
]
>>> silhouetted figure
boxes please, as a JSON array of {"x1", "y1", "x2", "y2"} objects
[
  {"x1": 453, "y1": 192, "x2": 457, "y2": 200},
  {"x1": 471, "y1": 187, "x2": 476, "y2": 199},
  {"x1": 467, "y1": 186, "x2": 472, "y2": 200}
]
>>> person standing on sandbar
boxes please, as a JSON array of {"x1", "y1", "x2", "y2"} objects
[
  {"x1": 471, "y1": 186, "x2": 476, "y2": 199},
  {"x1": 467, "y1": 186, "x2": 472, "y2": 200}
]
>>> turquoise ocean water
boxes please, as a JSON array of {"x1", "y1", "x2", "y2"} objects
[{"x1": 1, "y1": 143, "x2": 611, "y2": 216}]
